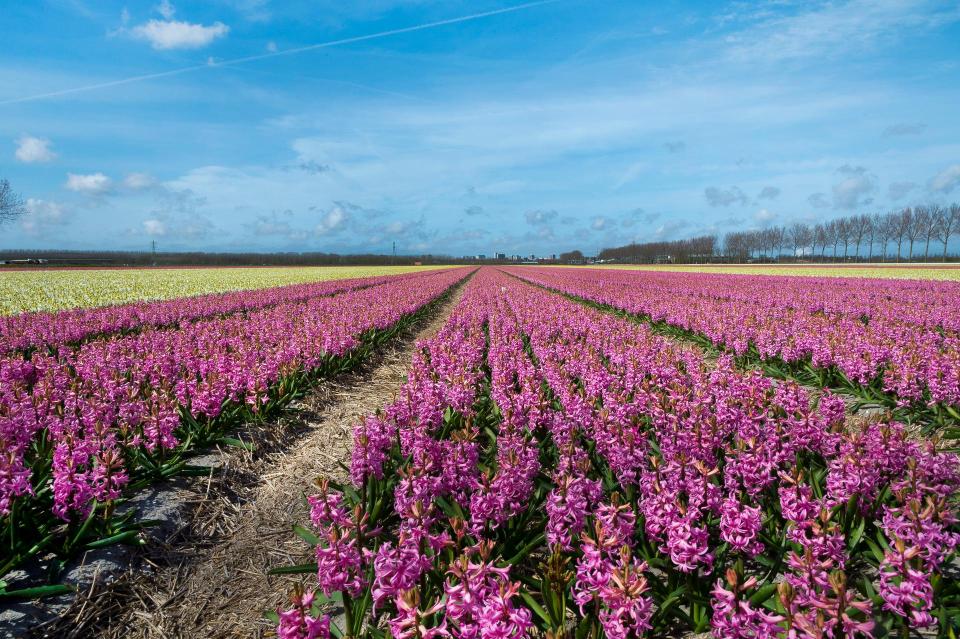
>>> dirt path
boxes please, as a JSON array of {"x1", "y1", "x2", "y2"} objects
[{"x1": 53, "y1": 284, "x2": 466, "y2": 639}]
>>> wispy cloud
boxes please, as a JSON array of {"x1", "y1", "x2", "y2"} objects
[
  {"x1": 723, "y1": 0, "x2": 960, "y2": 63},
  {"x1": 0, "y1": 0, "x2": 562, "y2": 105}
]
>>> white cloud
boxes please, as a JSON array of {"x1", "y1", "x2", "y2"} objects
[
  {"x1": 155, "y1": 0, "x2": 175, "y2": 20},
  {"x1": 758, "y1": 186, "x2": 780, "y2": 200},
  {"x1": 316, "y1": 205, "x2": 348, "y2": 234},
  {"x1": 65, "y1": 172, "x2": 112, "y2": 195},
  {"x1": 15, "y1": 135, "x2": 56, "y2": 163},
  {"x1": 888, "y1": 181, "x2": 917, "y2": 200},
  {"x1": 525, "y1": 209, "x2": 558, "y2": 226},
  {"x1": 832, "y1": 165, "x2": 875, "y2": 209},
  {"x1": 124, "y1": 172, "x2": 158, "y2": 190},
  {"x1": 131, "y1": 19, "x2": 229, "y2": 50},
  {"x1": 808, "y1": 193, "x2": 830, "y2": 208},
  {"x1": 754, "y1": 208, "x2": 776, "y2": 223},
  {"x1": 704, "y1": 186, "x2": 749, "y2": 207},
  {"x1": 591, "y1": 216, "x2": 608, "y2": 230},
  {"x1": 613, "y1": 161, "x2": 648, "y2": 190},
  {"x1": 883, "y1": 122, "x2": 926, "y2": 137},
  {"x1": 929, "y1": 164, "x2": 960, "y2": 193},
  {"x1": 143, "y1": 219, "x2": 167, "y2": 236},
  {"x1": 21, "y1": 199, "x2": 68, "y2": 235}
]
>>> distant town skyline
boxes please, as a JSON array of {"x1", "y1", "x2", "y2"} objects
[{"x1": 2, "y1": 0, "x2": 959, "y2": 255}]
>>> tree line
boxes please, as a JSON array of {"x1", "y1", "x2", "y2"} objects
[
  {"x1": 0, "y1": 249, "x2": 461, "y2": 267},
  {"x1": 598, "y1": 204, "x2": 960, "y2": 263},
  {"x1": 599, "y1": 236, "x2": 717, "y2": 263}
]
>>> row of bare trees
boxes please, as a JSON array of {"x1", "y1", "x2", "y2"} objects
[
  {"x1": 722, "y1": 205, "x2": 960, "y2": 262},
  {"x1": 599, "y1": 235, "x2": 718, "y2": 263}
]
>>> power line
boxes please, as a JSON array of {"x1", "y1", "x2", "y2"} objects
[{"x1": 0, "y1": 0, "x2": 563, "y2": 106}]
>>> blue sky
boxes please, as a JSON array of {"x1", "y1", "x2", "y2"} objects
[{"x1": 2, "y1": 0, "x2": 959, "y2": 256}]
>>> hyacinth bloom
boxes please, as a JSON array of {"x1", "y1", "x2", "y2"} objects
[
  {"x1": 286, "y1": 268, "x2": 959, "y2": 637},
  {"x1": 506, "y1": 267, "x2": 960, "y2": 411},
  {"x1": 0, "y1": 270, "x2": 441, "y2": 356},
  {"x1": 1, "y1": 268, "x2": 469, "y2": 588},
  {"x1": 276, "y1": 589, "x2": 331, "y2": 639},
  {"x1": 711, "y1": 570, "x2": 784, "y2": 639}
]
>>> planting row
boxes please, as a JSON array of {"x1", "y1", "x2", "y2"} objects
[
  {"x1": 276, "y1": 267, "x2": 960, "y2": 638},
  {"x1": 0, "y1": 269, "x2": 447, "y2": 356},
  {"x1": 507, "y1": 267, "x2": 960, "y2": 423},
  {"x1": 0, "y1": 267, "x2": 470, "y2": 587},
  {"x1": 0, "y1": 265, "x2": 444, "y2": 316}
]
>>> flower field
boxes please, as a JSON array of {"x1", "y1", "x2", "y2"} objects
[
  {"x1": 509, "y1": 267, "x2": 960, "y2": 429},
  {"x1": 0, "y1": 265, "x2": 445, "y2": 315},
  {"x1": 275, "y1": 267, "x2": 960, "y2": 639},
  {"x1": 592, "y1": 264, "x2": 960, "y2": 282},
  {"x1": 0, "y1": 267, "x2": 469, "y2": 592}
]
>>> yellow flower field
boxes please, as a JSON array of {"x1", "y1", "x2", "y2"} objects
[
  {"x1": 569, "y1": 263, "x2": 960, "y2": 281},
  {"x1": 0, "y1": 265, "x2": 446, "y2": 315}
]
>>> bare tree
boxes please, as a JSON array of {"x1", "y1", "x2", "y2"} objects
[
  {"x1": 825, "y1": 220, "x2": 841, "y2": 259},
  {"x1": 814, "y1": 224, "x2": 827, "y2": 259},
  {"x1": 849, "y1": 214, "x2": 870, "y2": 259},
  {"x1": 920, "y1": 205, "x2": 942, "y2": 261},
  {"x1": 936, "y1": 203, "x2": 960, "y2": 261},
  {"x1": 789, "y1": 223, "x2": 812, "y2": 259},
  {"x1": 0, "y1": 179, "x2": 26, "y2": 224},
  {"x1": 867, "y1": 213, "x2": 884, "y2": 260},
  {"x1": 836, "y1": 218, "x2": 853, "y2": 259},
  {"x1": 888, "y1": 210, "x2": 909, "y2": 262},
  {"x1": 758, "y1": 227, "x2": 777, "y2": 260},
  {"x1": 904, "y1": 207, "x2": 929, "y2": 260},
  {"x1": 772, "y1": 226, "x2": 787, "y2": 261}
]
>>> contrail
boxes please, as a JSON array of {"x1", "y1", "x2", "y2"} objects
[{"x1": 0, "y1": 0, "x2": 561, "y2": 106}]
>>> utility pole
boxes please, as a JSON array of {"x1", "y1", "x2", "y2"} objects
[
  {"x1": 151, "y1": 240, "x2": 157, "y2": 266},
  {"x1": 392, "y1": 241, "x2": 396, "y2": 265}
]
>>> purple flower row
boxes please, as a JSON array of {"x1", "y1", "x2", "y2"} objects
[
  {"x1": 0, "y1": 268, "x2": 467, "y2": 543},
  {"x1": 506, "y1": 267, "x2": 960, "y2": 409},
  {"x1": 282, "y1": 267, "x2": 959, "y2": 638},
  {"x1": 0, "y1": 270, "x2": 439, "y2": 355}
]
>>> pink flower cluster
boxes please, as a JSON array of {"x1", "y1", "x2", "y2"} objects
[
  {"x1": 1, "y1": 268, "x2": 467, "y2": 556},
  {"x1": 0, "y1": 270, "x2": 428, "y2": 355},
  {"x1": 507, "y1": 267, "x2": 960, "y2": 410},
  {"x1": 284, "y1": 268, "x2": 960, "y2": 638}
]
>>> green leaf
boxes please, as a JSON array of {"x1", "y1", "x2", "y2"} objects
[
  {"x1": 519, "y1": 592, "x2": 552, "y2": 625},
  {"x1": 847, "y1": 518, "x2": 866, "y2": 552},
  {"x1": 575, "y1": 616, "x2": 592, "y2": 639},
  {"x1": 219, "y1": 437, "x2": 255, "y2": 451},
  {"x1": 505, "y1": 532, "x2": 545, "y2": 565},
  {"x1": 85, "y1": 530, "x2": 142, "y2": 549},
  {"x1": 748, "y1": 583, "x2": 778, "y2": 606},
  {"x1": 293, "y1": 524, "x2": 320, "y2": 546},
  {"x1": 865, "y1": 538, "x2": 885, "y2": 564},
  {"x1": 267, "y1": 562, "x2": 317, "y2": 575},
  {"x1": 0, "y1": 584, "x2": 74, "y2": 599},
  {"x1": 263, "y1": 610, "x2": 280, "y2": 624}
]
